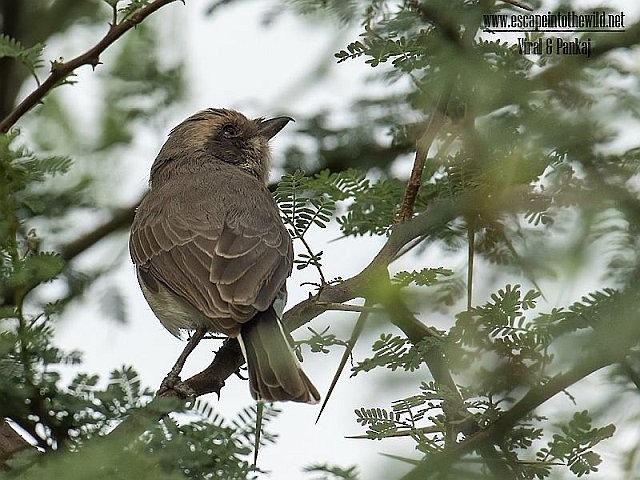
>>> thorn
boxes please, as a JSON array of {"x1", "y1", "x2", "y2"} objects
[
  {"x1": 316, "y1": 305, "x2": 370, "y2": 423},
  {"x1": 253, "y1": 401, "x2": 264, "y2": 468}
]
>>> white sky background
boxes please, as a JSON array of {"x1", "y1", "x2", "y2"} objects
[{"x1": 20, "y1": 0, "x2": 640, "y2": 478}]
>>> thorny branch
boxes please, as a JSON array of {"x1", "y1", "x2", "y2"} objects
[
  {"x1": 396, "y1": 0, "x2": 490, "y2": 224},
  {"x1": 0, "y1": 0, "x2": 184, "y2": 133},
  {"x1": 395, "y1": 109, "x2": 447, "y2": 223}
]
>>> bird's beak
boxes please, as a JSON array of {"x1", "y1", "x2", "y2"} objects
[{"x1": 257, "y1": 116, "x2": 294, "y2": 140}]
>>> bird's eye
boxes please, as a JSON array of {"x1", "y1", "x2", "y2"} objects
[{"x1": 222, "y1": 124, "x2": 239, "y2": 137}]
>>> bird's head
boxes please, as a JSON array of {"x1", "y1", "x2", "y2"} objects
[{"x1": 150, "y1": 108, "x2": 293, "y2": 186}]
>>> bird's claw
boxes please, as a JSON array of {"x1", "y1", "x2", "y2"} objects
[
  {"x1": 234, "y1": 365, "x2": 248, "y2": 380},
  {"x1": 158, "y1": 372, "x2": 197, "y2": 399}
]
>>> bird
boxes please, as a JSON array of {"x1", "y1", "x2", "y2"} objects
[{"x1": 129, "y1": 108, "x2": 320, "y2": 403}]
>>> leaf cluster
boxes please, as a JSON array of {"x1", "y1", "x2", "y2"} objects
[
  {"x1": 295, "y1": 326, "x2": 348, "y2": 355},
  {"x1": 276, "y1": 169, "x2": 414, "y2": 240},
  {"x1": 303, "y1": 463, "x2": 359, "y2": 480},
  {"x1": 351, "y1": 333, "x2": 442, "y2": 377},
  {"x1": 449, "y1": 284, "x2": 551, "y2": 393},
  {"x1": 350, "y1": 282, "x2": 632, "y2": 477},
  {"x1": 0, "y1": 35, "x2": 44, "y2": 85},
  {"x1": 0, "y1": 319, "x2": 279, "y2": 480},
  {"x1": 537, "y1": 411, "x2": 616, "y2": 477}
]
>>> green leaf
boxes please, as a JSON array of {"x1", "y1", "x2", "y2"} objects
[
  {"x1": 0, "y1": 34, "x2": 44, "y2": 81},
  {"x1": 304, "y1": 463, "x2": 359, "y2": 480},
  {"x1": 392, "y1": 267, "x2": 454, "y2": 287},
  {"x1": 10, "y1": 252, "x2": 64, "y2": 287}
]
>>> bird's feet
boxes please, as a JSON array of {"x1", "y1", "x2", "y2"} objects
[
  {"x1": 158, "y1": 371, "x2": 197, "y2": 399},
  {"x1": 157, "y1": 328, "x2": 208, "y2": 399},
  {"x1": 234, "y1": 364, "x2": 248, "y2": 380}
]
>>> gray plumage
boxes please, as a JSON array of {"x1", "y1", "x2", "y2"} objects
[{"x1": 129, "y1": 108, "x2": 320, "y2": 403}]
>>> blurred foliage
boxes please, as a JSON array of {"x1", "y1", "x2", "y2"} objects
[
  {"x1": 2, "y1": 0, "x2": 640, "y2": 479},
  {"x1": 275, "y1": 0, "x2": 640, "y2": 478},
  {"x1": 303, "y1": 463, "x2": 360, "y2": 480}
]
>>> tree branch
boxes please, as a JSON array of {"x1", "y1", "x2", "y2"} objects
[
  {"x1": 59, "y1": 203, "x2": 138, "y2": 261},
  {"x1": 166, "y1": 188, "x2": 540, "y2": 399},
  {"x1": 382, "y1": 287, "x2": 515, "y2": 478},
  {"x1": 400, "y1": 286, "x2": 640, "y2": 479},
  {"x1": 395, "y1": 110, "x2": 446, "y2": 223},
  {"x1": 166, "y1": 184, "x2": 551, "y2": 401},
  {"x1": 0, "y1": 200, "x2": 140, "y2": 307},
  {"x1": 0, "y1": 0, "x2": 184, "y2": 133},
  {"x1": 151, "y1": 196, "x2": 466, "y2": 400}
]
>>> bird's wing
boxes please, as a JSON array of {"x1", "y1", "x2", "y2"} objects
[{"x1": 129, "y1": 172, "x2": 293, "y2": 333}]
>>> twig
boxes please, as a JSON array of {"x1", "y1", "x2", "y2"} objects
[
  {"x1": 295, "y1": 232, "x2": 327, "y2": 285},
  {"x1": 345, "y1": 424, "x2": 443, "y2": 439},
  {"x1": 316, "y1": 300, "x2": 371, "y2": 423},
  {"x1": 314, "y1": 302, "x2": 385, "y2": 314},
  {"x1": 467, "y1": 225, "x2": 474, "y2": 311},
  {"x1": 0, "y1": 0, "x2": 183, "y2": 133},
  {"x1": 501, "y1": 0, "x2": 533, "y2": 11},
  {"x1": 395, "y1": 110, "x2": 446, "y2": 223}
]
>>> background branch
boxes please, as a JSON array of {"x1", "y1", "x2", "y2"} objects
[
  {"x1": 395, "y1": 109, "x2": 447, "y2": 223},
  {"x1": 401, "y1": 286, "x2": 640, "y2": 479},
  {"x1": 59, "y1": 203, "x2": 138, "y2": 262},
  {"x1": 0, "y1": 200, "x2": 139, "y2": 307},
  {"x1": 0, "y1": 0, "x2": 183, "y2": 133}
]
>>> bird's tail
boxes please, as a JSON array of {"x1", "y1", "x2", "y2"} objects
[{"x1": 238, "y1": 307, "x2": 320, "y2": 404}]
